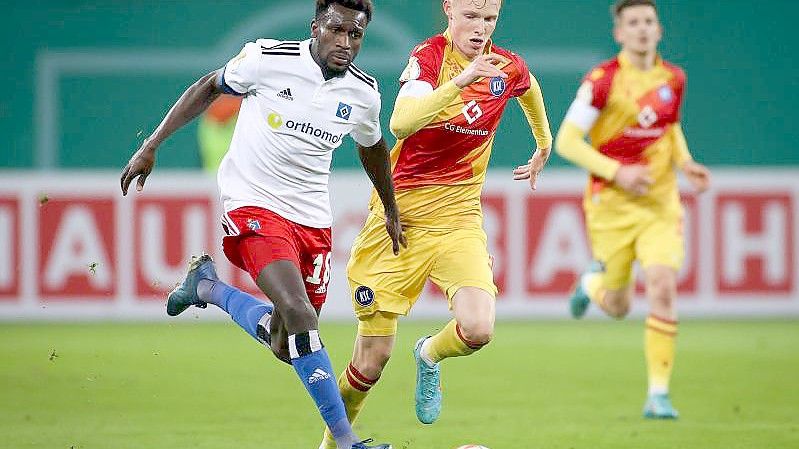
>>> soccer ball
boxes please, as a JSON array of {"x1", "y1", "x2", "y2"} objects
[{"x1": 455, "y1": 446, "x2": 490, "y2": 449}]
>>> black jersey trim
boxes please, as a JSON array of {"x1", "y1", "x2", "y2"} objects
[
  {"x1": 261, "y1": 41, "x2": 301, "y2": 51},
  {"x1": 349, "y1": 63, "x2": 376, "y2": 84},
  {"x1": 261, "y1": 51, "x2": 301, "y2": 56},
  {"x1": 347, "y1": 67, "x2": 377, "y2": 90}
]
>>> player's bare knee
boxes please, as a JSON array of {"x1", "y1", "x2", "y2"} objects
[
  {"x1": 279, "y1": 298, "x2": 318, "y2": 330},
  {"x1": 459, "y1": 319, "x2": 494, "y2": 347},
  {"x1": 647, "y1": 273, "x2": 676, "y2": 307},
  {"x1": 604, "y1": 294, "x2": 631, "y2": 319},
  {"x1": 608, "y1": 302, "x2": 631, "y2": 319},
  {"x1": 650, "y1": 285, "x2": 674, "y2": 308}
]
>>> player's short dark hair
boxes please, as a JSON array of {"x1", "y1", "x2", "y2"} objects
[
  {"x1": 612, "y1": 0, "x2": 657, "y2": 18},
  {"x1": 315, "y1": 0, "x2": 373, "y2": 22}
]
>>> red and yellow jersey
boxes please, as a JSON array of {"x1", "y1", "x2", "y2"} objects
[
  {"x1": 370, "y1": 32, "x2": 532, "y2": 229},
  {"x1": 563, "y1": 52, "x2": 687, "y2": 226}
]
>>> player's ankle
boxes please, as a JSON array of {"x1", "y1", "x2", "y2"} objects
[
  {"x1": 648, "y1": 385, "x2": 668, "y2": 396},
  {"x1": 333, "y1": 435, "x2": 354, "y2": 449},
  {"x1": 420, "y1": 338, "x2": 438, "y2": 367},
  {"x1": 196, "y1": 278, "x2": 216, "y2": 304}
]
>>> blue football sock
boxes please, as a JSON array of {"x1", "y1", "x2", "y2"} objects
[
  {"x1": 290, "y1": 331, "x2": 353, "y2": 448},
  {"x1": 200, "y1": 280, "x2": 273, "y2": 342}
]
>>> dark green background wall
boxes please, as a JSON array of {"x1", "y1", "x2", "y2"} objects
[{"x1": 2, "y1": 1, "x2": 796, "y2": 170}]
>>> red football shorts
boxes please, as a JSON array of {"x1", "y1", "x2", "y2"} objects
[{"x1": 221, "y1": 206, "x2": 332, "y2": 308}]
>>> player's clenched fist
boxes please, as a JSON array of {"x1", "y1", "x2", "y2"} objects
[
  {"x1": 614, "y1": 164, "x2": 654, "y2": 196},
  {"x1": 453, "y1": 53, "x2": 508, "y2": 88}
]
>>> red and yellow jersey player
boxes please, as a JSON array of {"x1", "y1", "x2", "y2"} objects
[
  {"x1": 320, "y1": 0, "x2": 552, "y2": 446},
  {"x1": 555, "y1": 0, "x2": 712, "y2": 419}
]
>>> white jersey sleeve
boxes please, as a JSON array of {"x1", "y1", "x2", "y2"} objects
[
  {"x1": 221, "y1": 41, "x2": 270, "y2": 95},
  {"x1": 350, "y1": 93, "x2": 383, "y2": 147},
  {"x1": 563, "y1": 81, "x2": 601, "y2": 132},
  {"x1": 397, "y1": 80, "x2": 434, "y2": 98}
]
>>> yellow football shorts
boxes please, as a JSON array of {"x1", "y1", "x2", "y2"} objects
[
  {"x1": 348, "y1": 213, "x2": 497, "y2": 336},
  {"x1": 587, "y1": 213, "x2": 684, "y2": 290}
]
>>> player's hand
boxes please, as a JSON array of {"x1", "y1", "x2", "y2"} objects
[
  {"x1": 384, "y1": 208, "x2": 408, "y2": 256},
  {"x1": 512, "y1": 147, "x2": 550, "y2": 191},
  {"x1": 453, "y1": 54, "x2": 507, "y2": 89},
  {"x1": 120, "y1": 141, "x2": 157, "y2": 196},
  {"x1": 681, "y1": 160, "x2": 712, "y2": 193},
  {"x1": 513, "y1": 148, "x2": 549, "y2": 190},
  {"x1": 614, "y1": 164, "x2": 653, "y2": 196}
]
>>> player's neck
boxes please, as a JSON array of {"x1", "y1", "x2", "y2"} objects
[
  {"x1": 622, "y1": 48, "x2": 657, "y2": 71},
  {"x1": 452, "y1": 42, "x2": 479, "y2": 63},
  {"x1": 310, "y1": 40, "x2": 341, "y2": 81}
]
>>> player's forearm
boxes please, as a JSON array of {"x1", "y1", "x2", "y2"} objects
[
  {"x1": 147, "y1": 71, "x2": 223, "y2": 148},
  {"x1": 389, "y1": 80, "x2": 462, "y2": 140},
  {"x1": 671, "y1": 123, "x2": 693, "y2": 168},
  {"x1": 516, "y1": 73, "x2": 553, "y2": 150},
  {"x1": 555, "y1": 121, "x2": 620, "y2": 180},
  {"x1": 358, "y1": 138, "x2": 399, "y2": 215}
]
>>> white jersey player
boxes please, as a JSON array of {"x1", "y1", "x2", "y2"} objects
[{"x1": 120, "y1": 1, "x2": 404, "y2": 448}]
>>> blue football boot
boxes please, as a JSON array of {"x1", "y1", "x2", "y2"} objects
[
  {"x1": 413, "y1": 336, "x2": 442, "y2": 424},
  {"x1": 643, "y1": 393, "x2": 680, "y2": 419},
  {"x1": 569, "y1": 260, "x2": 605, "y2": 319},
  {"x1": 352, "y1": 438, "x2": 392, "y2": 449},
  {"x1": 166, "y1": 254, "x2": 218, "y2": 316}
]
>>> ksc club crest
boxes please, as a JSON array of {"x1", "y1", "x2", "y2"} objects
[
  {"x1": 354, "y1": 286, "x2": 375, "y2": 307},
  {"x1": 490, "y1": 76, "x2": 506, "y2": 97},
  {"x1": 658, "y1": 85, "x2": 674, "y2": 103}
]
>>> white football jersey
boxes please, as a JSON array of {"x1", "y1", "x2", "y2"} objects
[{"x1": 217, "y1": 38, "x2": 382, "y2": 228}]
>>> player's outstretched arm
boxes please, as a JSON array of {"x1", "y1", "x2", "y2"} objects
[
  {"x1": 120, "y1": 70, "x2": 224, "y2": 195},
  {"x1": 390, "y1": 54, "x2": 507, "y2": 140},
  {"x1": 358, "y1": 138, "x2": 407, "y2": 255}
]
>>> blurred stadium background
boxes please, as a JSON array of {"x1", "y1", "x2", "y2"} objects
[{"x1": 1, "y1": 1, "x2": 797, "y2": 448}]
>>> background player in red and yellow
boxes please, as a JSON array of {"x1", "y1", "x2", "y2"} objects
[
  {"x1": 555, "y1": 0, "x2": 712, "y2": 419},
  {"x1": 319, "y1": 0, "x2": 551, "y2": 445}
]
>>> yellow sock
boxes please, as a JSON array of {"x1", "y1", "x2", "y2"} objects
[
  {"x1": 422, "y1": 319, "x2": 485, "y2": 364},
  {"x1": 645, "y1": 315, "x2": 678, "y2": 395},
  {"x1": 320, "y1": 363, "x2": 379, "y2": 449},
  {"x1": 583, "y1": 272, "x2": 607, "y2": 307}
]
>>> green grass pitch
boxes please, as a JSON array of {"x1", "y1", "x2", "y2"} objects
[{"x1": 1, "y1": 319, "x2": 797, "y2": 449}]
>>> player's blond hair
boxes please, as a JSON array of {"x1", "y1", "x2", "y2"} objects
[{"x1": 451, "y1": 0, "x2": 502, "y2": 8}]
